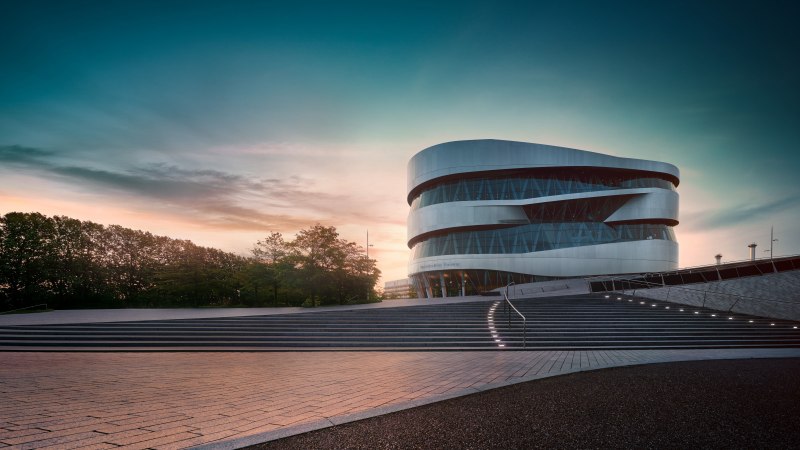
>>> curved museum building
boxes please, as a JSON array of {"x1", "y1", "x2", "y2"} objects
[{"x1": 407, "y1": 139, "x2": 680, "y2": 298}]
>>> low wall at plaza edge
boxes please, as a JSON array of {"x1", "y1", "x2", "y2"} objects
[{"x1": 624, "y1": 270, "x2": 800, "y2": 321}]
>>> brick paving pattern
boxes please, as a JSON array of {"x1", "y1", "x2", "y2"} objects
[{"x1": 2, "y1": 349, "x2": 799, "y2": 449}]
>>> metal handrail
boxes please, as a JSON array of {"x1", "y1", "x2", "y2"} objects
[
  {"x1": 0, "y1": 304, "x2": 48, "y2": 315},
  {"x1": 646, "y1": 253, "x2": 799, "y2": 273},
  {"x1": 583, "y1": 254, "x2": 800, "y2": 285},
  {"x1": 590, "y1": 274, "x2": 798, "y2": 311},
  {"x1": 503, "y1": 282, "x2": 526, "y2": 348},
  {"x1": 591, "y1": 274, "x2": 797, "y2": 304}
]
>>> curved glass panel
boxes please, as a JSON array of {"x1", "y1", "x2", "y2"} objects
[
  {"x1": 523, "y1": 196, "x2": 631, "y2": 222},
  {"x1": 411, "y1": 270, "x2": 559, "y2": 297},
  {"x1": 412, "y1": 223, "x2": 676, "y2": 259},
  {"x1": 410, "y1": 175, "x2": 674, "y2": 210}
]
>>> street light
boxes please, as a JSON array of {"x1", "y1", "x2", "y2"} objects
[
  {"x1": 762, "y1": 227, "x2": 779, "y2": 260},
  {"x1": 366, "y1": 230, "x2": 374, "y2": 259},
  {"x1": 770, "y1": 225, "x2": 778, "y2": 259},
  {"x1": 366, "y1": 230, "x2": 374, "y2": 302}
]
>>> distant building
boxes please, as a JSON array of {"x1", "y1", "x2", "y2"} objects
[
  {"x1": 383, "y1": 278, "x2": 414, "y2": 299},
  {"x1": 407, "y1": 139, "x2": 680, "y2": 298}
]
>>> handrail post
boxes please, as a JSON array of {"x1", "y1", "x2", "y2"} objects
[
  {"x1": 502, "y1": 281, "x2": 526, "y2": 348},
  {"x1": 727, "y1": 295, "x2": 741, "y2": 312},
  {"x1": 506, "y1": 281, "x2": 515, "y2": 328}
]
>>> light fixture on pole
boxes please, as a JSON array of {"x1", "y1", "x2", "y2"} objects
[
  {"x1": 366, "y1": 230, "x2": 374, "y2": 259},
  {"x1": 770, "y1": 225, "x2": 778, "y2": 259},
  {"x1": 366, "y1": 230, "x2": 374, "y2": 301}
]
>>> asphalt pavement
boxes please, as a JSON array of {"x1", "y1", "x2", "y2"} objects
[{"x1": 251, "y1": 358, "x2": 800, "y2": 449}]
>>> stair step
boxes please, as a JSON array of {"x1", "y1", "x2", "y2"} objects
[{"x1": 1, "y1": 294, "x2": 797, "y2": 351}]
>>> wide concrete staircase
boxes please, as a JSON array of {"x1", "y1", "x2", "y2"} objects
[
  {"x1": 0, "y1": 294, "x2": 798, "y2": 350},
  {"x1": 496, "y1": 294, "x2": 800, "y2": 349}
]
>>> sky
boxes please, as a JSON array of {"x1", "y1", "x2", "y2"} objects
[{"x1": 1, "y1": 0, "x2": 799, "y2": 284}]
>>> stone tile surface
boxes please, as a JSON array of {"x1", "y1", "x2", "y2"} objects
[{"x1": 1, "y1": 349, "x2": 800, "y2": 449}]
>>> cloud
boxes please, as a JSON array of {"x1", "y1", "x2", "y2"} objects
[
  {"x1": 684, "y1": 196, "x2": 800, "y2": 231},
  {"x1": 0, "y1": 144, "x2": 380, "y2": 232},
  {"x1": 0, "y1": 145, "x2": 56, "y2": 164}
]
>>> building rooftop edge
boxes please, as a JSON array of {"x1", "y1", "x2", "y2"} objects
[{"x1": 407, "y1": 139, "x2": 680, "y2": 198}]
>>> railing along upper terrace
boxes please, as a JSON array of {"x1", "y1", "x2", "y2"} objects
[{"x1": 586, "y1": 274, "x2": 797, "y2": 312}]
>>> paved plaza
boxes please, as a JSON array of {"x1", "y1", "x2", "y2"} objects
[
  {"x1": 2, "y1": 294, "x2": 799, "y2": 449},
  {"x1": 2, "y1": 348, "x2": 800, "y2": 449}
]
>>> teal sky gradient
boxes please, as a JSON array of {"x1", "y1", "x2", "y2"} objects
[{"x1": 1, "y1": 1, "x2": 798, "y2": 282}]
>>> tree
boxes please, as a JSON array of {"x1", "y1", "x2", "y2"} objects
[
  {"x1": 286, "y1": 225, "x2": 340, "y2": 306},
  {"x1": 0, "y1": 212, "x2": 57, "y2": 308},
  {"x1": 342, "y1": 231, "x2": 380, "y2": 303},
  {"x1": 0, "y1": 212, "x2": 382, "y2": 310},
  {"x1": 252, "y1": 232, "x2": 287, "y2": 305},
  {"x1": 284, "y1": 224, "x2": 381, "y2": 306}
]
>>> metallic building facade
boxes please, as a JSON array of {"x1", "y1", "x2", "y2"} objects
[{"x1": 407, "y1": 140, "x2": 680, "y2": 298}]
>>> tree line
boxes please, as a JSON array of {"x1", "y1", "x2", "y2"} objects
[{"x1": 0, "y1": 212, "x2": 381, "y2": 310}]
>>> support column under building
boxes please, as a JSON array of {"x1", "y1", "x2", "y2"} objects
[
  {"x1": 412, "y1": 277, "x2": 425, "y2": 299},
  {"x1": 423, "y1": 275, "x2": 433, "y2": 299}
]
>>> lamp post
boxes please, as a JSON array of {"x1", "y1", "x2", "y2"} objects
[
  {"x1": 770, "y1": 225, "x2": 778, "y2": 259},
  {"x1": 366, "y1": 230, "x2": 374, "y2": 301}
]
